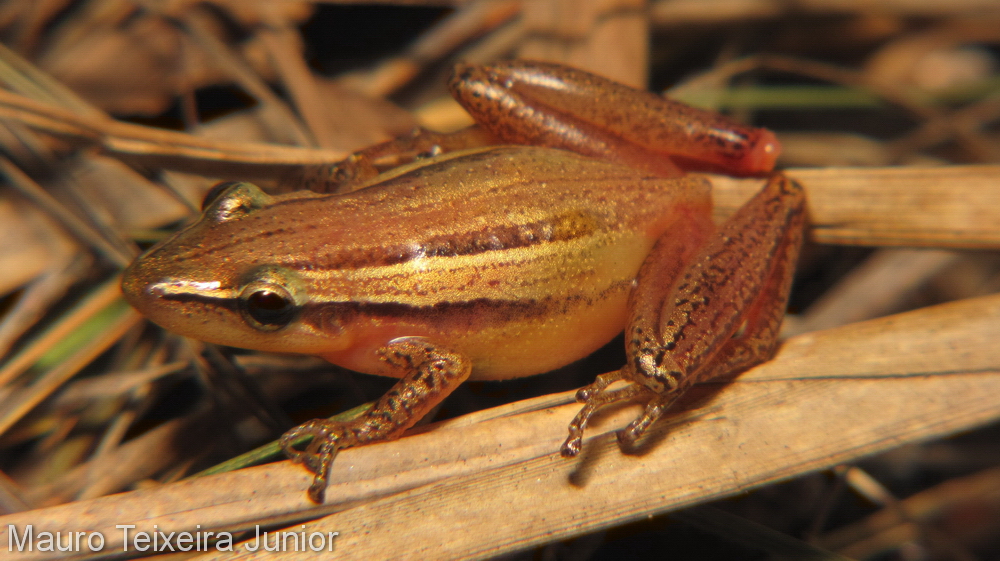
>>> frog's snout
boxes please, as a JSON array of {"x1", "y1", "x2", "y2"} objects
[
  {"x1": 121, "y1": 259, "x2": 153, "y2": 312},
  {"x1": 120, "y1": 253, "x2": 221, "y2": 326}
]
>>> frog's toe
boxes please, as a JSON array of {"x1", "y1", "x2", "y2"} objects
[
  {"x1": 280, "y1": 419, "x2": 344, "y2": 503},
  {"x1": 616, "y1": 396, "x2": 675, "y2": 449}
]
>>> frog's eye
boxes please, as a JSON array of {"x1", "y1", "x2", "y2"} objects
[
  {"x1": 238, "y1": 266, "x2": 304, "y2": 331},
  {"x1": 201, "y1": 181, "x2": 241, "y2": 210},
  {"x1": 202, "y1": 181, "x2": 272, "y2": 222},
  {"x1": 240, "y1": 281, "x2": 298, "y2": 330}
]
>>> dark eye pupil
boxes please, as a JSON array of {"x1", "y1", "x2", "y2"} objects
[{"x1": 245, "y1": 290, "x2": 294, "y2": 327}]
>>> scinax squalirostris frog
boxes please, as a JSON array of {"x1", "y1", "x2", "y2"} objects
[{"x1": 122, "y1": 61, "x2": 806, "y2": 503}]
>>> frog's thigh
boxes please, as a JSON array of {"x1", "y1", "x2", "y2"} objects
[{"x1": 696, "y1": 175, "x2": 806, "y2": 381}]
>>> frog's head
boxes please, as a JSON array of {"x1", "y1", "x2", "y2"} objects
[{"x1": 122, "y1": 182, "x2": 353, "y2": 356}]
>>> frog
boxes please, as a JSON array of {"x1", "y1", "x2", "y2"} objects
[{"x1": 121, "y1": 60, "x2": 806, "y2": 503}]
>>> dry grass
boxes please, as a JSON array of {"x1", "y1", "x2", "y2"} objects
[{"x1": 1, "y1": 0, "x2": 1000, "y2": 559}]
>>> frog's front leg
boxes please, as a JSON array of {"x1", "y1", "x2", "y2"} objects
[
  {"x1": 281, "y1": 337, "x2": 471, "y2": 503},
  {"x1": 562, "y1": 174, "x2": 807, "y2": 456}
]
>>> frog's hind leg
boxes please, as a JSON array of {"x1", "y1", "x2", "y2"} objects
[
  {"x1": 692, "y1": 176, "x2": 807, "y2": 384},
  {"x1": 449, "y1": 61, "x2": 780, "y2": 178},
  {"x1": 563, "y1": 174, "x2": 806, "y2": 456}
]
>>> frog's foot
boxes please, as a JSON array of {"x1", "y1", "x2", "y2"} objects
[
  {"x1": 561, "y1": 370, "x2": 654, "y2": 457},
  {"x1": 561, "y1": 377, "x2": 689, "y2": 456},
  {"x1": 280, "y1": 420, "x2": 346, "y2": 503},
  {"x1": 299, "y1": 126, "x2": 499, "y2": 194},
  {"x1": 615, "y1": 394, "x2": 680, "y2": 448}
]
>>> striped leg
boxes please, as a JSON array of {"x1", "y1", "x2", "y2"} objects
[{"x1": 563, "y1": 174, "x2": 806, "y2": 456}]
